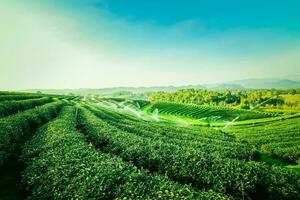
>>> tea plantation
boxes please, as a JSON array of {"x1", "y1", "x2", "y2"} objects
[{"x1": 0, "y1": 92, "x2": 299, "y2": 200}]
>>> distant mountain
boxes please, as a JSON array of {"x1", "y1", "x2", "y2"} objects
[
  {"x1": 91, "y1": 85, "x2": 204, "y2": 94},
  {"x1": 227, "y1": 78, "x2": 300, "y2": 89},
  {"x1": 22, "y1": 78, "x2": 300, "y2": 95},
  {"x1": 23, "y1": 85, "x2": 205, "y2": 95},
  {"x1": 202, "y1": 83, "x2": 244, "y2": 90}
]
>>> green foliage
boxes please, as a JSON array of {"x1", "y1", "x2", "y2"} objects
[
  {"x1": 150, "y1": 102, "x2": 275, "y2": 121},
  {"x1": 88, "y1": 104, "x2": 256, "y2": 160},
  {"x1": 0, "y1": 97, "x2": 53, "y2": 118},
  {"x1": 229, "y1": 117, "x2": 300, "y2": 164},
  {"x1": 22, "y1": 106, "x2": 228, "y2": 199},
  {"x1": 240, "y1": 103, "x2": 250, "y2": 109},
  {"x1": 0, "y1": 91, "x2": 298, "y2": 199},
  {"x1": 132, "y1": 99, "x2": 150, "y2": 108},
  {"x1": 0, "y1": 95, "x2": 43, "y2": 102},
  {"x1": 0, "y1": 101, "x2": 63, "y2": 164},
  {"x1": 149, "y1": 89, "x2": 288, "y2": 108},
  {"x1": 78, "y1": 107, "x2": 299, "y2": 200}
]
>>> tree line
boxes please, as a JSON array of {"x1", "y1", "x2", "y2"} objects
[{"x1": 148, "y1": 88, "x2": 300, "y2": 109}]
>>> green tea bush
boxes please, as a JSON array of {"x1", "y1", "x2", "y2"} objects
[
  {"x1": 88, "y1": 105, "x2": 256, "y2": 160},
  {"x1": 0, "y1": 97, "x2": 53, "y2": 117},
  {"x1": 151, "y1": 102, "x2": 275, "y2": 121},
  {"x1": 0, "y1": 101, "x2": 63, "y2": 164},
  {"x1": 0, "y1": 95, "x2": 43, "y2": 102},
  {"x1": 22, "y1": 106, "x2": 229, "y2": 200},
  {"x1": 78, "y1": 108, "x2": 299, "y2": 200},
  {"x1": 230, "y1": 117, "x2": 300, "y2": 164}
]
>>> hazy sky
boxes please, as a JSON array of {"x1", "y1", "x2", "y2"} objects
[{"x1": 1, "y1": 0, "x2": 300, "y2": 89}]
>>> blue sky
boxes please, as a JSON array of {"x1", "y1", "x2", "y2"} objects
[
  {"x1": 100, "y1": 0, "x2": 298, "y2": 29},
  {"x1": 1, "y1": 0, "x2": 300, "y2": 89}
]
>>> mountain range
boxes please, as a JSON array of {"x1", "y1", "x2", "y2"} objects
[{"x1": 22, "y1": 78, "x2": 300, "y2": 95}]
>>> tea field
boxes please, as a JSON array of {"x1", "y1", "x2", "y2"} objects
[{"x1": 0, "y1": 92, "x2": 299, "y2": 199}]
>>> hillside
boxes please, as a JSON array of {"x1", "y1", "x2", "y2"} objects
[
  {"x1": 227, "y1": 78, "x2": 300, "y2": 89},
  {"x1": 22, "y1": 79, "x2": 300, "y2": 95}
]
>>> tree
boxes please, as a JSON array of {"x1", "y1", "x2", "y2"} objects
[{"x1": 290, "y1": 89, "x2": 296, "y2": 95}]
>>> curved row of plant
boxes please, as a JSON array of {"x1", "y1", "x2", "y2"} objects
[
  {"x1": 21, "y1": 106, "x2": 228, "y2": 200},
  {"x1": 86, "y1": 104, "x2": 251, "y2": 146},
  {"x1": 150, "y1": 102, "x2": 276, "y2": 121},
  {"x1": 85, "y1": 103, "x2": 233, "y2": 141},
  {"x1": 112, "y1": 121, "x2": 255, "y2": 160},
  {"x1": 0, "y1": 91, "x2": 39, "y2": 96},
  {"x1": 87, "y1": 104, "x2": 299, "y2": 162},
  {"x1": 223, "y1": 113, "x2": 300, "y2": 126},
  {"x1": 261, "y1": 144, "x2": 300, "y2": 165},
  {"x1": 0, "y1": 101, "x2": 63, "y2": 165},
  {"x1": 86, "y1": 105, "x2": 256, "y2": 160},
  {"x1": 229, "y1": 117, "x2": 300, "y2": 164},
  {"x1": 0, "y1": 94, "x2": 44, "y2": 102},
  {"x1": 0, "y1": 97, "x2": 53, "y2": 117},
  {"x1": 78, "y1": 107, "x2": 299, "y2": 200}
]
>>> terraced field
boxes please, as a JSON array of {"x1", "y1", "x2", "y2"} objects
[
  {"x1": 143, "y1": 100, "x2": 300, "y2": 166},
  {"x1": 148, "y1": 102, "x2": 276, "y2": 122},
  {"x1": 0, "y1": 92, "x2": 66, "y2": 199},
  {"x1": 228, "y1": 117, "x2": 300, "y2": 164},
  {"x1": 78, "y1": 105, "x2": 298, "y2": 199},
  {"x1": 0, "y1": 92, "x2": 299, "y2": 200},
  {"x1": 0, "y1": 97, "x2": 54, "y2": 118}
]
